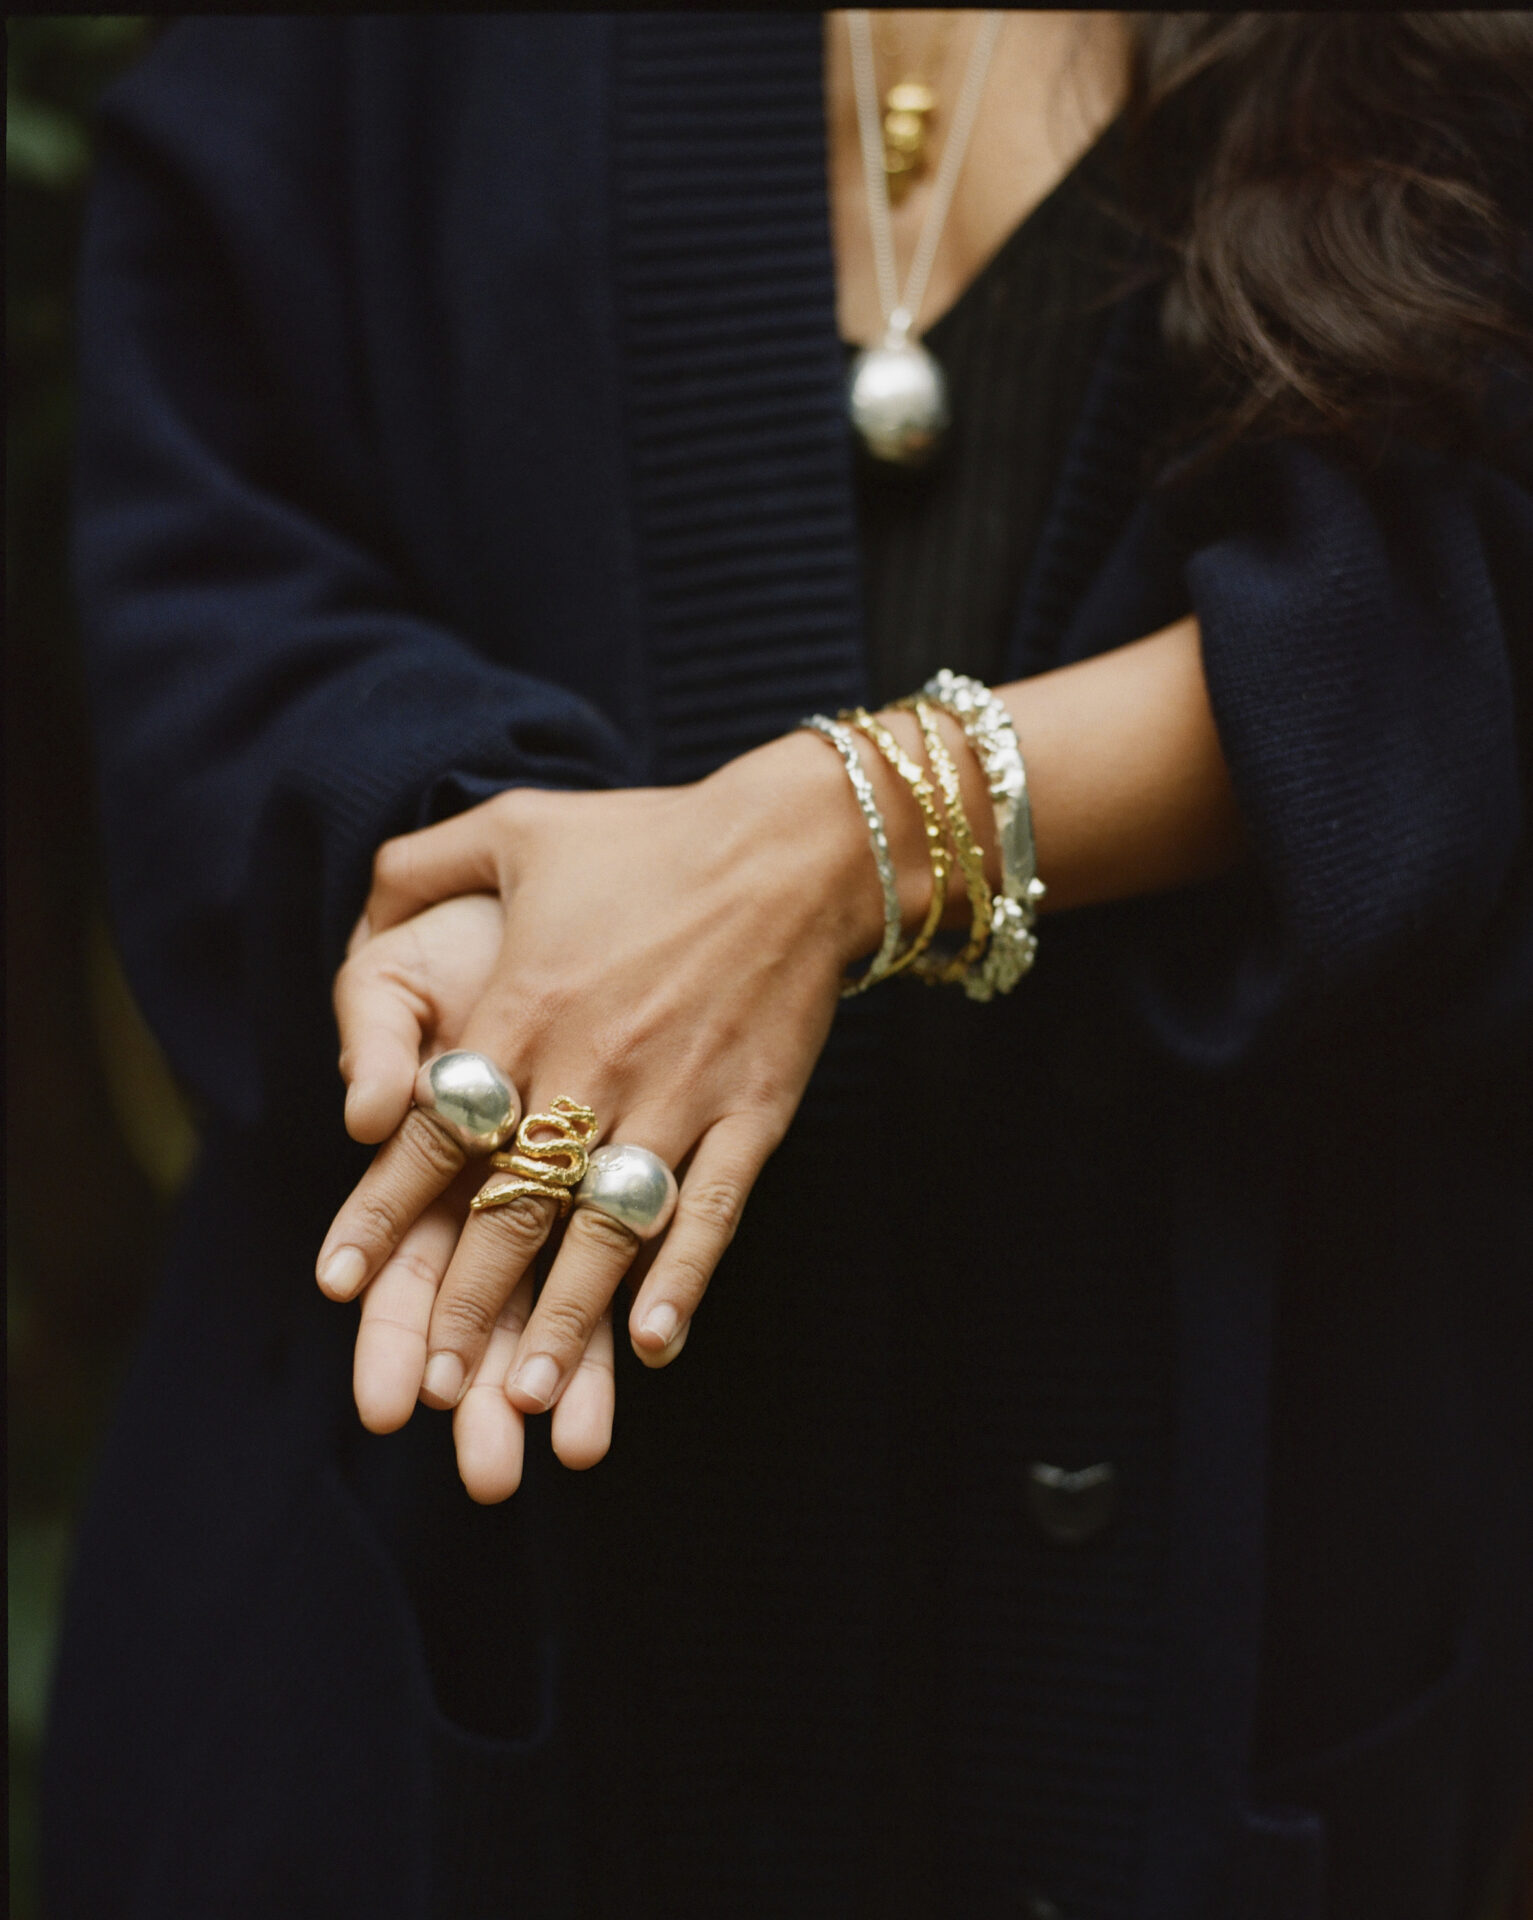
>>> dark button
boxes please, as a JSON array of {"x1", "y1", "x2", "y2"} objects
[{"x1": 1025, "y1": 1460, "x2": 1118, "y2": 1545}]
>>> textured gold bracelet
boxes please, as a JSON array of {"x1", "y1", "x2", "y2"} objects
[
  {"x1": 844, "y1": 707, "x2": 950, "y2": 978},
  {"x1": 904, "y1": 698, "x2": 992, "y2": 983}
]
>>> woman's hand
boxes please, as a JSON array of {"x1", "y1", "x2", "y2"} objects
[
  {"x1": 320, "y1": 886, "x2": 639, "y2": 1500},
  {"x1": 316, "y1": 896, "x2": 519, "y2": 1444},
  {"x1": 317, "y1": 728, "x2": 890, "y2": 1500},
  {"x1": 318, "y1": 617, "x2": 1243, "y2": 1502}
]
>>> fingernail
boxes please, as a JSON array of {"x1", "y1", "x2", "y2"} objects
[
  {"x1": 422, "y1": 1352, "x2": 465, "y2": 1408},
  {"x1": 639, "y1": 1302, "x2": 679, "y2": 1348},
  {"x1": 510, "y1": 1354, "x2": 559, "y2": 1410},
  {"x1": 318, "y1": 1247, "x2": 368, "y2": 1298}
]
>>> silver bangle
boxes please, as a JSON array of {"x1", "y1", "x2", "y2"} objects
[
  {"x1": 919, "y1": 670, "x2": 1046, "y2": 1001},
  {"x1": 800, "y1": 714, "x2": 904, "y2": 996}
]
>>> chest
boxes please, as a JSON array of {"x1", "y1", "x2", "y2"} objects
[
  {"x1": 821, "y1": 10, "x2": 1128, "y2": 345},
  {"x1": 344, "y1": 16, "x2": 1164, "y2": 786}
]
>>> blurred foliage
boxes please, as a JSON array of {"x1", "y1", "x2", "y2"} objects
[
  {"x1": 7, "y1": 17, "x2": 190, "y2": 1920},
  {"x1": 6, "y1": 17, "x2": 144, "y2": 191}
]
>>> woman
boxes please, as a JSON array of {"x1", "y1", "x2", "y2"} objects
[{"x1": 45, "y1": 13, "x2": 1533, "y2": 1918}]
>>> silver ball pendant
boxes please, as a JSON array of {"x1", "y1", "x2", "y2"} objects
[
  {"x1": 848, "y1": 334, "x2": 951, "y2": 468},
  {"x1": 413, "y1": 1050, "x2": 521, "y2": 1155},
  {"x1": 574, "y1": 1143, "x2": 679, "y2": 1242}
]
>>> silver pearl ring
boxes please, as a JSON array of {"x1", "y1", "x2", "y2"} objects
[
  {"x1": 413, "y1": 1051, "x2": 521, "y2": 1155},
  {"x1": 572, "y1": 1144, "x2": 678, "y2": 1242}
]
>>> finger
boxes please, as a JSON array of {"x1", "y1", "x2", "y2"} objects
[
  {"x1": 627, "y1": 1117, "x2": 766, "y2": 1367},
  {"x1": 421, "y1": 1189, "x2": 562, "y2": 1411},
  {"x1": 504, "y1": 1193, "x2": 645, "y2": 1415},
  {"x1": 351, "y1": 1199, "x2": 461, "y2": 1433},
  {"x1": 453, "y1": 1275, "x2": 534, "y2": 1504},
  {"x1": 632, "y1": 1315, "x2": 691, "y2": 1372},
  {"x1": 548, "y1": 1309, "x2": 616, "y2": 1471},
  {"x1": 367, "y1": 808, "x2": 505, "y2": 935},
  {"x1": 333, "y1": 943, "x2": 434, "y2": 1143},
  {"x1": 317, "y1": 1109, "x2": 468, "y2": 1301}
]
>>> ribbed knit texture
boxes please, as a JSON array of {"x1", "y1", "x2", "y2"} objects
[
  {"x1": 611, "y1": 23, "x2": 1173, "y2": 1915},
  {"x1": 614, "y1": 14, "x2": 866, "y2": 784}
]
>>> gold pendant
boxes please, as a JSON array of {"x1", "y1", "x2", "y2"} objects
[{"x1": 882, "y1": 77, "x2": 935, "y2": 204}]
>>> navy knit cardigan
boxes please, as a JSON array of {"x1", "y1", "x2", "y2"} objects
[{"x1": 45, "y1": 17, "x2": 1533, "y2": 1920}]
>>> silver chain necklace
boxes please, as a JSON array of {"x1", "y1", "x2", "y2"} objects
[{"x1": 846, "y1": 9, "x2": 1003, "y2": 467}]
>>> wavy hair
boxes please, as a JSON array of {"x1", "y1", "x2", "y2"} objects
[{"x1": 1118, "y1": 12, "x2": 1533, "y2": 463}]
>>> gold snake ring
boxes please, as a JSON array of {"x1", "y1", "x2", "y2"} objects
[{"x1": 471, "y1": 1097, "x2": 600, "y2": 1218}]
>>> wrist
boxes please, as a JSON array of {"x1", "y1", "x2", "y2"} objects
[
  {"x1": 718, "y1": 698, "x2": 1000, "y2": 984},
  {"x1": 749, "y1": 726, "x2": 908, "y2": 966}
]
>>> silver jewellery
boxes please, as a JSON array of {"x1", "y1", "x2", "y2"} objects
[
  {"x1": 413, "y1": 1051, "x2": 521, "y2": 1154},
  {"x1": 800, "y1": 713, "x2": 904, "y2": 995},
  {"x1": 846, "y1": 9, "x2": 1003, "y2": 467},
  {"x1": 914, "y1": 669, "x2": 1045, "y2": 1000},
  {"x1": 573, "y1": 1144, "x2": 679, "y2": 1242},
  {"x1": 804, "y1": 673, "x2": 1044, "y2": 1001}
]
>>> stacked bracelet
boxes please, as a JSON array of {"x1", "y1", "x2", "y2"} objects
[
  {"x1": 803, "y1": 669, "x2": 1043, "y2": 1003},
  {"x1": 846, "y1": 708, "x2": 950, "y2": 979},
  {"x1": 910, "y1": 669, "x2": 1046, "y2": 1002},
  {"x1": 904, "y1": 698, "x2": 992, "y2": 985},
  {"x1": 799, "y1": 714, "x2": 905, "y2": 996}
]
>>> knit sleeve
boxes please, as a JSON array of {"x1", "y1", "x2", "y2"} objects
[
  {"x1": 72, "y1": 20, "x2": 636, "y2": 1137},
  {"x1": 1123, "y1": 435, "x2": 1533, "y2": 1073}
]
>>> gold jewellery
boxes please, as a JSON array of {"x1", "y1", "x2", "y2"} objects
[
  {"x1": 874, "y1": 11, "x2": 955, "y2": 203},
  {"x1": 900, "y1": 697, "x2": 993, "y2": 983},
  {"x1": 845, "y1": 707, "x2": 949, "y2": 977},
  {"x1": 801, "y1": 667, "x2": 1043, "y2": 1002},
  {"x1": 471, "y1": 1096, "x2": 600, "y2": 1220},
  {"x1": 845, "y1": 11, "x2": 1003, "y2": 467}
]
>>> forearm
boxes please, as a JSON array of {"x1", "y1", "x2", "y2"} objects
[{"x1": 835, "y1": 616, "x2": 1246, "y2": 950}]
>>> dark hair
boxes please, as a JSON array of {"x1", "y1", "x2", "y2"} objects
[{"x1": 1119, "y1": 12, "x2": 1533, "y2": 464}]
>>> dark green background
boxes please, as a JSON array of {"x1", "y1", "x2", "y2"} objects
[{"x1": 7, "y1": 19, "x2": 192, "y2": 1917}]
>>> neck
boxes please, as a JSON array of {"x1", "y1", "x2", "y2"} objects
[{"x1": 828, "y1": 12, "x2": 1129, "y2": 345}]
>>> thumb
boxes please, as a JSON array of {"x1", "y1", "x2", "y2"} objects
[
  {"x1": 334, "y1": 945, "x2": 431, "y2": 1143},
  {"x1": 367, "y1": 807, "x2": 504, "y2": 935}
]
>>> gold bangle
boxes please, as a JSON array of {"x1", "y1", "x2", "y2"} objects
[
  {"x1": 904, "y1": 698, "x2": 992, "y2": 983},
  {"x1": 844, "y1": 708, "x2": 950, "y2": 978}
]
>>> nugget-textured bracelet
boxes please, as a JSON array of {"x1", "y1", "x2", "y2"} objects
[
  {"x1": 910, "y1": 669, "x2": 1046, "y2": 1000},
  {"x1": 905, "y1": 697, "x2": 992, "y2": 985},
  {"x1": 800, "y1": 714, "x2": 904, "y2": 996},
  {"x1": 846, "y1": 707, "x2": 950, "y2": 978}
]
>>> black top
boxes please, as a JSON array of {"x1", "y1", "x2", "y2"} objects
[{"x1": 851, "y1": 124, "x2": 1134, "y2": 705}]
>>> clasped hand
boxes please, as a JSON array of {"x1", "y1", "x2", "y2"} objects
[{"x1": 315, "y1": 729, "x2": 882, "y2": 1502}]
